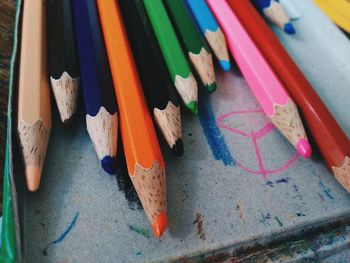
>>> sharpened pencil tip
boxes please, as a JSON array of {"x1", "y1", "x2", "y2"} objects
[
  {"x1": 25, "y1": 166, "x2": 42, "y2": 192},
  {"x1": 284, "y1": 22, "x2": 296, "y2": 35},
  {"x1": 186, "y1": 101, "x2": 198, "y2": 115},
  {"x1": 296, "y1": 138, "x2": 312, "y2": 158},
  {"x1": 101, "y1": 156, "x2": 117, "y2": 175},
  {"x1": 219, "y1": 60, "x2": 231, "y2": 71},
  {"x1": 171, "y1": 139, "x2": 184, "y2": 156},
  {"x1": 206, "y1": 83, "x2": 217, "y2": 93},
  {"x1": 152, "y1": 212, "x2": 167, "y2": 238}
]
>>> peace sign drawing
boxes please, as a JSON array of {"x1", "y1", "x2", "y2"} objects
[{"x1": 216, "y1": 108, "x2": 299, "y2": 179}]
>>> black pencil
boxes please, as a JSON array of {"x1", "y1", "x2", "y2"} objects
[
  {"x1": 47, "y1": 0, "x2": 80, "y2": 124},
  {"x1": 119, "y1": 0, "x2": 183, "y2": 156}
]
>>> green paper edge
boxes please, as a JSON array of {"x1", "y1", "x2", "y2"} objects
[{"x1": 0, "y1": 0, "x2": 21, "y2": 261}]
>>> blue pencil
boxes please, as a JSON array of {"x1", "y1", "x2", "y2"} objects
[
  {"x1": 72, "y1": 0, "x2": 118, "y2": 174},
  {"x1": 185, "y1": 0, "x2": 231, "y2": 71},
  {"x1": 251, "y1": 0, "x2": 296, "y2": 34}
]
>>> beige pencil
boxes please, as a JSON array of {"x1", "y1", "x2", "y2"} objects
[{"x1": 17, "y1": 0, "x2": 51, "y2": 192}]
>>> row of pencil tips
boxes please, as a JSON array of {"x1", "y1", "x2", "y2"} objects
[{"x1": 16, "y1": 0, "x2": 349, "y2": 239}]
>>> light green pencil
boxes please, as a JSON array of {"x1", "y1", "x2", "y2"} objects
[{"x1": 143, "y1": 0, "x2": 198, "y2": 114}]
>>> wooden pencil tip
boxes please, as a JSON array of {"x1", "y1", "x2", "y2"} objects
[
  {"x1": 50, "y1": 72, "x2": 80, "y2": 124},
  {"x1": 152, "y1": 212, "x2": 167, "y2": 238},
  {"x1": 25, "y1": 166, "x2": 42, "y2": 192},
  {"x1": 332, "y1": 156, "x2": 350, "y2": 192}
]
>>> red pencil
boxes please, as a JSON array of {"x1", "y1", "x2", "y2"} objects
[{"x1": 227, "y1": 0, "x2": 350, "y2": 191}]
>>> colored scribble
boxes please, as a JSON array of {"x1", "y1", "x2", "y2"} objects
[
  {"x1": 259, "y1": 212, "x2": 271, "y2": 226},
  {"x1": 274, "y1": 216, "x2": 283, "y2": 227},
  {"x1": 193, "y1": 213, "x2": 206, "y2": 241},
  {"x1": 217, "y1": 109, "x2": 299, "y2": 179},
  {"x1": 198, "y1": 95, "x2": 235, "y2": 166},
  {"x1": 43, "y1": 212, "x2": 79, "y2": 256},
  {"x1": 265, "y1": 177, "x2": 290, "y2": 187},
  {"x1": 128, "y1": 225, "x2": 150, "y2": 239},
  {"x1": 319, "y1": 181, "x2": 334, "y2": 200}
]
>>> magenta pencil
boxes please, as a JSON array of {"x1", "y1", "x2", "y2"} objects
[{"x1": 206, "y1": 0, "x2": 311, "y2": 158}]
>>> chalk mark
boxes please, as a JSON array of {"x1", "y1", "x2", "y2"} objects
[{"x1": 43, "y1": 212, "x2": 79, "y2": 256}]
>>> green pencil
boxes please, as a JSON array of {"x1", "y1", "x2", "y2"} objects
[
  {"x1": 164, "y1": 0, "x2": 216, "y2": 93},
  {"x1": 143, "y1": 0, "x2": 198, "y2": 114}
]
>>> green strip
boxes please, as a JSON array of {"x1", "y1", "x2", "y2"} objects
[
  {"x1": 143, "y1": 0, "x2": 192, "y2": 82},
  {"x1": 0, "y1": 0, "x2": 21, "y2": 262},
  {"x1": 0, "y1": 145, "x2": 16, "y2": 263},
  {"x1": 164, "y1": 0, "x2": 210, "y2": 55}
]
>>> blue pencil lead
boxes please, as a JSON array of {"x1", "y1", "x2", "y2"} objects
[
  {"x1": 101, "y1": 156, "x2": 118, "y2": 175},
  {"x1": 219, "y1": 60, "x2": 232, "y2": 71},
  {"x1": 284, "y1": 22, "x2": 296, "y2": 35}
]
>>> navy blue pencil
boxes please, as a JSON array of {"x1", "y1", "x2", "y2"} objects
[
  {"x1": 251, "y1": 0, "x2": 295, "y2": 34},
  {"x1": 72, "y1": 0, "x2": 118, "y2": 174}
]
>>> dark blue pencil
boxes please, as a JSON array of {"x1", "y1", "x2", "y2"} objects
[
  {"x1": 251, "y1": 0, "x2": 296, "y2": 34},
  {"x1": 72, "y1": 0, "x2": 118, "y2": 174}
]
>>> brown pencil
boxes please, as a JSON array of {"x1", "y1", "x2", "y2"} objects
[{"x1": 17, "y1": 0, "x2": 51, "y2": 191}]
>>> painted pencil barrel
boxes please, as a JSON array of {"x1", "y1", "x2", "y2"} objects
[
  {"x1": 207, "y1": 0, "x2": 311, "y2": 158},
  {"x1": 185, "y1": 0, "x2": 231, "y2": 71},
  {"x1": 119, "y1": 0, "x2": 183, "y2": 156},
  {"x1": 164, "y1": 0, "x2": 216, "y2": 92},
  {"x1": 143, "y1": 0, "x2": 198, "y2": 113},
  {"x1": 97, "y1": 0, "x2": 167, "y2": 237},
  {"x1": 72, "y1": 0, "x2": 118, "y2": 175},
  {"x1": 227, "y1": 0, "x2": 350, "y2": 191},
  {"x1": 18, "y1": 0, "x2": 52, "y2": 191},
  {"x1": 47, "y1": 0, "x2": 80, "y2": 123},
  {"x1": 252, "y1": 0, "x2": 295, "y2": 34}
]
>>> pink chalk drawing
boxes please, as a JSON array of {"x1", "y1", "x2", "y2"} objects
[{"x1": 217, "y1": 109, "x2": 299, "y2": 179}]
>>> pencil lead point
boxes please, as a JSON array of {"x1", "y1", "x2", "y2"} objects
[
  {"x1": 187, "y1": 101, "x2": 198, "y2": 115},
  {"x1": 284, "y1": 22, "x2": 296, "y2": 35},
  {"x1": 219, "y1": 60, "x2": 231, "y2": 71},
  {"x1": 25, "y1": 166, "x2": 42, "y2": 192},
  {"x1": 101, "y1": 156, "x2": 117, "y2": 175},
  {"x1": 171, "y1": 139, "x2": 184, "y2": 156},
  {"x1": 296, "y1": 138, "x2": 312, "y2": 158},
  {"x1": 152, "y1": 212, "x2": 167, "y2": 238},
  {"x1": 206, "y1": 82, "x2": 217, "y2": 93}
]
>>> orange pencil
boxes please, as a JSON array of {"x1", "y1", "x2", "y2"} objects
[{"x1": 97, "y1": 0, "x2": 167, "y2": 237}]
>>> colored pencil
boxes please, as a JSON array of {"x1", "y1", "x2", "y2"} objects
[
  {"x1": 72, "y1": 0, "x2": 118, "y2": 175},
  {"x1": 185, "y1": 0, "x2": 231, "y2": 71},
  {"x1": 251, "y1": 0, "x2": 296, "y2": 34},
  {"x1": 47, "y1": 0, "x2": 80, "y2": 123},
  {"x1": 97, "y1": 0, "x2": 167, "y2": 237},
  {"x1": 143, "y1": 0, "x2": 198, "y2": 114},
  {"x1": 227, "y1": 0, "x2": 350, "y2": 191},
  {"x1": 207, "y1": 0, "x2": 311, "y2": 158},
  {"x1": 164, "y1": 0, "x2": 216, "y2": 93},
  {"x1": 17, "y1": 0, "x2": 51, "y2": 192},
  {"x1": 119, "y1": 0, "x2": 183, "y2": 156},
  {"x1": 315, "y1": 0, "x2": 350, "y2": 34}
]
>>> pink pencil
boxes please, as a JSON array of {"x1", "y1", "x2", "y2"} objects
[{"x1": 206, "y1": 0, "x2": 311, "y2": 158}]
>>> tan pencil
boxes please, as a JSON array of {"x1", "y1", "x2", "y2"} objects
[{"x1": 17, "y1": 0, "x2": 51, "y2": 192}]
